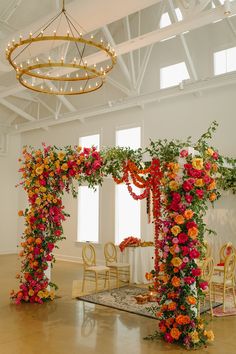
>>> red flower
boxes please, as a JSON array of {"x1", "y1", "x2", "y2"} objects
[
  {"x1": 189, "y1": 249, "x2": 200, "y2": 259},
  {"x1": 180, "y1": 150, "x2": 188, "y2": 158},
  {"x1": 183, "y1": 181, "x2": 193, "y2": 192},
  {"x1": 196, "y1": 189, "x2": 204, "y2": 199},
  {"x1": 185, "y1": 194, "x2": 193, "y2": 203},
  {"x1": 191, "y1": 268, "x2": 201, "y2": 276},
  {"x1": 199, "y1": 281, "x2": 208, "y2": 290},
  {"x1": 212, "y1": 152, "x2": 219, "y2": 160},
  {"x1": 186, "y1": 221, "x2": 197, "y2": 229},
  {"x1": 181, "y1": 246, "x2": 190, "y2": 256},
  {"x1": 54, "y1": 229, "x2": 61, "y2": 236},
  {"x1": 178, "y1": 233, "x2": 188, "y2": 244},
  {"x1": 172, "y1": 192, "x2": 181, "y2": 202},
  {"x1": 184, "y1": 276, "x2": 195, "y2": 284}
]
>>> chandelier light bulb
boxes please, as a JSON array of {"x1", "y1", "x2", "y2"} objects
[
  {"x1": 29, "y1": 32, "x2": 32, "y2": 38},
  {"x1": 95, "y1": 82, "x2": 98, "y2": 87},
  {"x1": 40, "y1": 31, "x2": 44, "y2": 36},
  {"x1": 90, "y1": 35, "x2": 94, "y2": 39},
  {"x1": 53, "y1": 30, "x2": 56, "y2": 36},
  {"x1": 67, "y1": 30, "x2": 70, "y2": 36},
  {"x1": 36, "y1": 57, "x2": 39, "y2": 62},
  {"x1": 80, "y1": 86, "x2": 82, "y2": 91}
]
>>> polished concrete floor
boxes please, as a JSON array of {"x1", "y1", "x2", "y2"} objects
[{"x1": 1, "y1": 254, "x2": 236, "y2": 354}]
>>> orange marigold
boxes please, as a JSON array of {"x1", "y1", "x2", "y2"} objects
[
  {"x1": 209, "y1": 193, "x2": 217, "y2": 201},
  {"x1": 171, "y1": 276, "x2": 181, "y2": 287},
  {"x1": 170, "y1": 327, "x2": 181, "y2": 340},
  {"x1": 187, "y1": 295, "x2": 197, "y2": 305},
  {"x1": 184, "y1": 209, "x2": 194, "y2": 220},
  {"x1": 168, "y1": 302, "x2": 177, "y2": 311},
  {"x1": 188, "y1": 227, "x2": 198, "y2": 239},
  {"x1": 174, "y1": 214, "x2": 185, "y2": 225}
]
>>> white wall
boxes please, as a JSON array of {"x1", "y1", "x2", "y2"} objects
[
  {"x1": 0, "y1": 134, "x2": 21, "y2": 254},
  {"x1": 19, "y1": 85, "x2": 236, "y2": 264}
]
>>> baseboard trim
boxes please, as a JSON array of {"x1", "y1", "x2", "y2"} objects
[{"x1": 0, "y1": 249, "x2": 17, "y2": 255}]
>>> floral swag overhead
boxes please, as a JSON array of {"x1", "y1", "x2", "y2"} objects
[{"x1": 12, "y1": 121, "x2": 236, "y2": 349}]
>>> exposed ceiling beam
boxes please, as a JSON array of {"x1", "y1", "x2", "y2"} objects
[
  {"x1": 0, "y1": 97, "x2": 36, "y2": 121},
  {"x1": 102, "y1": 25, "x2": 132, "y2": 86},
  {"x1": 106, "y1": 77, "x2": 131, "y2": 96},
  {"x1": 214, "y1": 0, "x2": 236, "y2": 38},
  {"x1": 10, "y1": 71, "x2": 236, "y2": 133},
  {"x1": 124, "y1": 16, "x2": 136, "y2": 87},
  {"x1": 167, "y1": 0, "x2": 198, "y2": 81}
]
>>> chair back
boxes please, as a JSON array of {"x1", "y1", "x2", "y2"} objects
[
  {"x1": 224, "y1": 253, "x2": 236, "y2": 282},
  {"x1": 82, "y1": 244, "x2": 96, "y2": 267},
  {"x1": 219, "y1": 242, "x2": 236, "y2": 263},
  {"x1": 203, "y1": 241, "x2": 212, "y2": 258},
  {"x1": 201, "y1": 257, "x2": 214, "y2": 283},
  {"x1": 104, "y1": 242, "x2": 117, "y2": 264}
]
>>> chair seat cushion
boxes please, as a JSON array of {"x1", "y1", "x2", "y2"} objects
[
  {"x1": 212, "y1": 275, "x2": 232, "y2": 285},
  {"x1": 107, "y1": 262, "x2": 129, "y2": 268},
  {"x1": 214, "y1": 265, "x2": 224, "y2": 272},
  {"x1": 86, "y1": 265, "x2": 110, "y2": 272}
]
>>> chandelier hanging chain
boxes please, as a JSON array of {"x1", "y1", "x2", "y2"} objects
[{"x1": 5, "y1": 0, "x2": 117, "y2": 95}]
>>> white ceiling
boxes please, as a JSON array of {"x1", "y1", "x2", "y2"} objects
[{"x1": 0, "y1": 0, "x2": 236, "y2": 134}]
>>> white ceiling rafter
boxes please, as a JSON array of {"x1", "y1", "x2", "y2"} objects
[
  {"x1": 167, "y1": 0, "x2": 198, "y2": 81},
  {"x1": 135, "y1": 0, "x2": 166, "y2": 93},
  {"x1": 0, "y1": 97, "x2": 36, "y2": 121},
  {"x1": 102, "y1": 25, "x2": 133, "y2": 88},
  {"x1": 10, "y1": 71, "x2": 236, "y2": 134},
  {"x1": 214, "y1": 0, "x2": 236, "y2": 38},
  {"x1": 123, "y1": 16, "x2": 136, "y2": 88}
]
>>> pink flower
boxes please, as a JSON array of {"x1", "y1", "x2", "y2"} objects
[
  {"x1": 47, "y1": 243, "x2": 54, "y2": 252},
  {"x1": 83, "y1": 147, "x2": 91, "y2": 155},
  {"x1": 92, "y1": 151, "x2": 99, "y2": 159},
  {"x1": 172, "y1": 237, "x2": 179, "y2": 244},
  {"x1": 164, "y1": 333, "x2": 174, "y2": 343},
  {"x1": 181, "y1": 246, "x2": 190, "y2": 256},
  {"x1": 196, "y1": 189, "x2": 204, "y2": 199},
  {"x1": 183, "y1": 257, "x2": 189, "y2": 263},
  {"x1": 183, "y1": 181, "x2": 193, "y2": 192},
  {"x1": 203, "y1": 175, "x2": 211, "y2": 184},
  {"x1": 192, "y1": 268, "x2": 201, "y2": 276},
  {"x1": 189, "y1": 249, "x2": 200, "y2": 259},
  {"x1": 180, "y1": 149, "x2": 189, "y2": 158},
  {"x1": 39, "y1": 179, "x2": 46, "y2": 186},
  {"x1": 212, "y1": 152, "x2": 219, "y2": 160},
  {"x1": 54, "y1": 229, "x2": 61, "y2": 236},
  {"x1": 172, "y1": 192, "x2": 181, "y2": 202},
  {"x1": 92, "y1": 161, "x2": 101, "y2": 170},
  {"x1": 164, "y1": 245, "x2": 170, "y2": 252},
  {"x1": 184, "y1": 276, "x2": 195, "y2": 284},
  {"x1": 205, "y1": 162, "x2": 211, "y2": 170}
]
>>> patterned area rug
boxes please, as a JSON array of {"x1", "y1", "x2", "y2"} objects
[
  {"x1": 77, "y1": 285, "x2": 222, "y2": 319},
  {"x1": 77, "y1": 286, "x2": 157, "y2": 319}
]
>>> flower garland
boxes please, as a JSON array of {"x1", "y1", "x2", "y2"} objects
[{"x1": 11, "y1": 144, "x2": 103, "y2": 304}]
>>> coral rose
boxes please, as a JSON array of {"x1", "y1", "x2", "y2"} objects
[
  {"x1": 171, "y1": 225, "x2": 181, "y2": 236},
  {"x1": 183, "y1": 209, "x2": 194, "y2": 220},
  {"x1": 171, "y1": 276, "x2": 181, "y2": 287},
  {"x1": 174, "y1": 214, "x2": 185, "y2": 225},
  {"x1": 187, "y1": 296, "x2": 197, "y2": 305},
  {"x1": 188, "y1": 227, "x2": 198, "y2": 239},
  {"x1": 170, "y1": 328, "x2": 181, "y2": 340}
]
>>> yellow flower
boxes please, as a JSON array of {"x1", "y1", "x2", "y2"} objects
[
  {"x1": 35, "y1": 197, "x2": 42, "y2": 205},
  {"x1": 171, "y1": 257, "x2": 182, "y2": 267},
  {"x1": 28, "y1": 289, "x2": 34, "y2": 296},
  {"x1": 35, "y1": 166, "x2": 44, "y2": 175},
  {"x1": 169, "y1": 181, "x2": 179, "y2": 191},
  {"x1": 195, "y1": 179, "x2": 204, "y2": 187},
  {"x1": 49, "y1": 291, "x2": 55, "y2": 300},
  {"x1": 192, "y1": 158, "x2": 204, "y2": 170},
  {"x1": 171, "y1": 225, "x2": 181, "y2": 236},
  {"x1": 206, "y1": 148, "x2": 214, "y2": 156},
  {"x1": 58, "y1": 152, "x2": 65, "y2": 161},
  {"x1": 37, "y1": 291, "x2": 45, "y2": 299},
  {"x1": 190, "y1": 330, "x2": 200, "y2": 343},
  {"x1": 40, "y1": 186, "x2": 46, "y2": 193},
  {"x1": 204, "y1": 330, "x2": 214, "y2": 341},
  {"x1": 61, "y1": 163, "x2": 68, "y2": 171},
  {"x1": 77, "y1": 146, "x2": 82, "y2": 153}
]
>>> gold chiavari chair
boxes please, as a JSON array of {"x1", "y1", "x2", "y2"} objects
[
  {"x1": 212, "y1": 253, "x2": 236, "y2": 313},
  {"x1": 198, "y1": 257, "x2": 214, "y2": 317},
  {"x1": 82, "y1": 243, "x2": 110, "y2": 293},
  {"x1": 104, "y1": 242, "x2": 130, "y2": 288},
  {"x1": 214, "y1": 242, "x2": 236, "y2": 273}
]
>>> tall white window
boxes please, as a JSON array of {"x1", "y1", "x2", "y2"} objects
[
  {"x1": 214, "y1": 47, "x2": 236, "y2": 75},
  {"x1": 160, "y1": 62, "x2": 190, "y2": 89},
  {"x1": 77, "y1": 133, "x2": 100, "y2": 243},
  {"x1": 115, "y1": 127, "x2": 141, "y2": 245}
]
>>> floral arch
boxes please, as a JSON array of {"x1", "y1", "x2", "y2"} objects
[{"x1": 11, "y1": 122, "x2": 236, "y2": 349}]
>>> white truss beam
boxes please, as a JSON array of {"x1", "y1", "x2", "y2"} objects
[
  {"x1": 124, "y1": 16, "x2": 136, "y2": 87},
  {"x1": 11, "y1": 72, "x2": 236, "y2": 133},
  {"x1": 167, "y1": 0, "x2": 198, "y2": 81},
  {"x1": 102, "y1": 25, "x2": 132, "y2": 86},
  {"x1": 0, "y1": 98, "x2": 36, "y2": 121}
]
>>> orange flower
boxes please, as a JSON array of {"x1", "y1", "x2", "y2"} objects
[
  {"x1": 159, "y1": 324, "x2": 167, "y2": 333},
  {"x1": 159, "y1": 263, "x2": 166, "y2": 272},
  {"x1": 18, "y1": 210, "x2": 24, "y2": 217},
  {"x1": 171, "y1": 225, "x2": 181, "y2": 236},
  {"x1": 207, "y1": 180, "x2": 216, "y2": 190},
  {"x1": 212, "y1": 163, "x2": 218, "y2": 172},
  {"x1": 204, "y1": 330, "x2": 214, "y2": 341},
  {"x1": 195, "y1": 179, "x2": 204, "y2": 187},
  {"x1": 168, "y1": 301, "x2": 177, "y2": 311},
  {"x1": 35, "y1": 238, "x2": 42, "y2": 245},
  {"x1": 176, "y1": 314, "x2": 191, "y2": 325},
  {"x1": 209, "y1": 193, "x2": 217, "y2": 201},
  {"x1": 61, "y1": 163, "x2": 68, "y2": 171},
  {"x1": 35, "y1": 165, "x2": 44, "y2": 175},
  {"x1": 171, "y1": 257, "x2": 182, "y2": 267},
  {"x1": 145, "y1": 272, "x2": 153, "y2": 281},
  {"x1": 27, "y1": 237, "x2": 34, "y2": 244},
  {"x1": 169, "y1": 181, "x2": 179, "y2": 191},
  {"x1": 184, "y1": 209, "x2": 194, "y2": 220},
  {"x1": 187, "y1": 295, "x2": 197, "y2": 305},
  {"x1": 174, "y1": 214, "x2": 185, "y2": 225},
  {"x1": 206, "y1": 148, "x2": 214, "y2": 156},
  {"x1": 180, "y1": 305, "x2": 186, "y2": 311},
  {"x1": 170, "y1": 328, "x2": 181, "y2": 340},
  {"x1": 173, "y1": 267, "x2": 179, "y2": 273},
  {"x1": 171, "y1": 276, "x2": 180, "y2": 287},
  {"x1": 188, "y1": 227, "x2": 198, "y2": 239}
]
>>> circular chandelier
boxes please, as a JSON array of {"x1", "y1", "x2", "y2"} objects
[{"x1": 5, "y1": 0, "x2": 117, "y2": 95}]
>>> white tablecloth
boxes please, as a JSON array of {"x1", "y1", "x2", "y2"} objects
[{"x1": 121, "y1": 246, "x2": 155, "y2": 284}]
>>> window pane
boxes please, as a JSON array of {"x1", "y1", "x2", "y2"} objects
[
  {"x1": 160, "y1": 12, "x2": 171, "y2": 28},
  {"x1": 160, "y1": 62, "x2": 190, "y2": 89},
  {"x1": 77, "y1": 186, "x2": 99, "y2": 242},
  {"x1": 79, "y1": 134, "x2": 100, "y2": 150},
  {"x1": 214, "y1": 47, "x2": 236, "y2": 75},
  {"x1": 116, "y1": 126, "x2": 141, "y2": 149},
  {"x1": 115, "y1": 184, "x2": 141, "y2": 244}
]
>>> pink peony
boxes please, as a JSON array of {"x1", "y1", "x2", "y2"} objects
[{"x1": 183, "y1": 257, "x2": 189, "y2": 263}]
